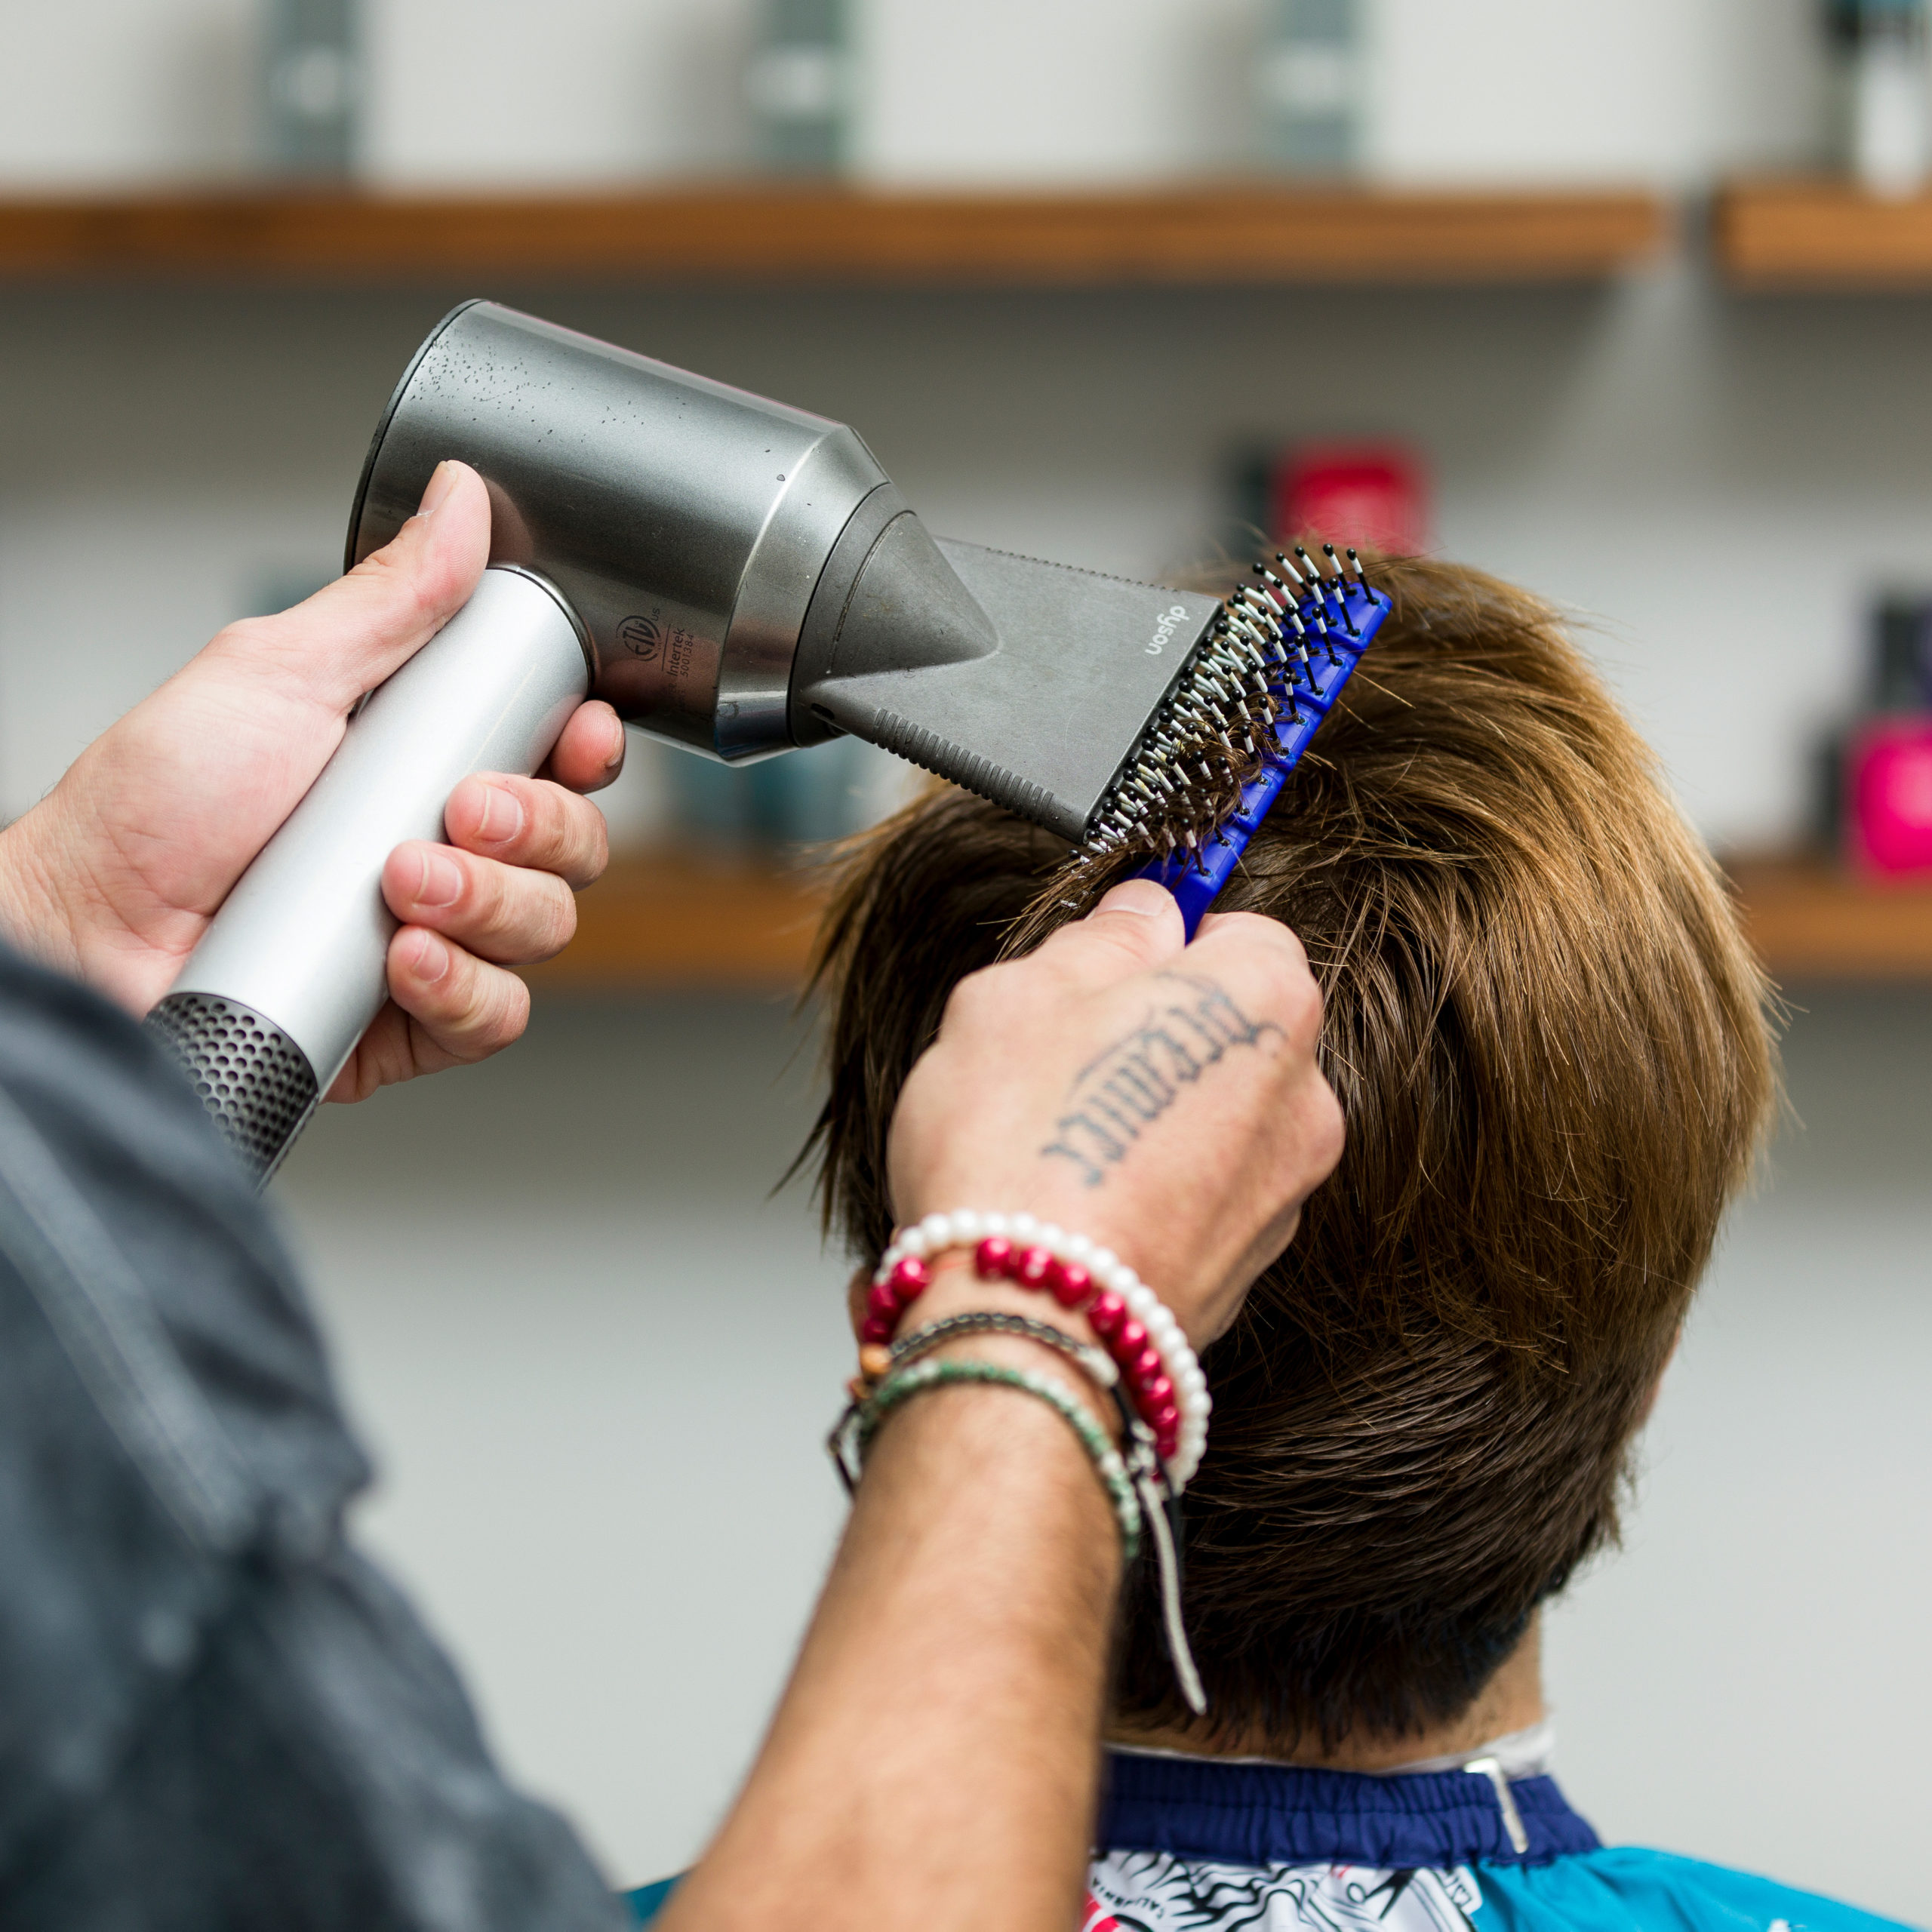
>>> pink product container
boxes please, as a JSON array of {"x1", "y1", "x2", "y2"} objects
[
  {"x1": 1847, "y1": 715, "x2": 1932, "y2": 876},
  {"x1": 1269, "y1": 445, "x2": 1429, "y2": 556}
]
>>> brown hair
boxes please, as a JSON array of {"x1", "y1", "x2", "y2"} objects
[{"x1": 807, "y1": 554, "x2": 1777, "y2": 1749}]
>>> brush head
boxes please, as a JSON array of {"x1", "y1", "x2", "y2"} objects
[
  {"x1": 1128, "y1": 548, "x2": 1389, "y2": 934},
  {"x1": 977, "y1": 543, "x2": 1392, "y2": 942},
  {"x1": 796, "y1": 532, "x2": 1386, "y2": 900}
]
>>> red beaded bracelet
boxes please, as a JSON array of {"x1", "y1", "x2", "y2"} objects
[{"x1": 860, "y1": 1211, "x2": 1209, "y2": 1486}]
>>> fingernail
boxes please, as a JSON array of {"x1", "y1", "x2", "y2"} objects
[
  {"x1": 603, "y1": 729, "x2": 626, "y2": 773},
  {"x1": 408, "y1": 931, "x2": 451, "y2": 982},
  {"x1": 474, "y1": 782, "x2": 525, "y2": 844},
  {"x1": 418, "y1": 460, "x2": 459, "y2": 519},
  {"x1": 414, "y1": 848, "x2": 465, "y2": 908}
]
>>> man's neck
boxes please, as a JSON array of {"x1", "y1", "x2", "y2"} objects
[{"x1": 1109, "y1": 1616, "x2": 1545, "y2": 1774}]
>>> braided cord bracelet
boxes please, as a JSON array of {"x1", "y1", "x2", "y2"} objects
[
  {"x1": 887, "y1": 1310, "x2": 1119, "y2": 1389},
  {"x1": 826, "y1": 1342, "x2": 1208, "y2": 1715},
  {"x1": 854, "y1": 1359, "x2": 1142, "y2": 1564}
]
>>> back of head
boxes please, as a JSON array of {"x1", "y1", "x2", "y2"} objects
[{"x1": 810, "y1": 554, "x2": 1777, "y2": 1749}]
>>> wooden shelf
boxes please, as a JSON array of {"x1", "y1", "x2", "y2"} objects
[
  {"x1": 0, "y1": 185, "x2": 1667, "y2": 285},
  {"x1": 1724, "y1": 852, "x2": 1932, "y2": 982},
  {"x1": 1715, "y1": 176, "x2": 1932, "y2": 289},
  {"x1": 521, "y1": 851, "x2": 831, "y2": 993},
  {"x1": 528, "y1": 849, "x2": 1932, "y2": 993}
]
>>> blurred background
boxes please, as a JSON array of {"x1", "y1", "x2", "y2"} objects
[{"x1": 4, "y1": 0, "x2": 1931, "y2": 1918}]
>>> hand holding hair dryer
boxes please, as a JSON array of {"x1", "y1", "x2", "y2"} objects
[{"x1": 148, "y1": 302, "x2": 1377, "y2": 1184}]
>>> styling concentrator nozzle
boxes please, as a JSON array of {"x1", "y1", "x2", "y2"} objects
[{"x1": 151, "y1": 300, "x2": 1230, "y2": 1184}]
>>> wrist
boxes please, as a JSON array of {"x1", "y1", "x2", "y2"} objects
[
  {"x1": 835, "y1": 1210, "x2": 1214, "y2": 1719},
  {"x1": 0, "y1": 804, "x2": 85, "y2": 982}
]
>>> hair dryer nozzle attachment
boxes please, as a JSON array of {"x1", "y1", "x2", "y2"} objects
[{"x1": 795, "y1": 536, "x2": 1225, "y2": 844}]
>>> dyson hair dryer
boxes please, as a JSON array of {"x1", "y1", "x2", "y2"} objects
[{"x1": 147, "y1": 300, "x2": 1367, "y2": 1186}]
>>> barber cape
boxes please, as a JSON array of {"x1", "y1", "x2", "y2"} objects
[
  {"x1": 1082, "y1": 1737, "x2": 1912, "y2": 1932},
  {"x1": 626, "y1": 1730, "x2": 1916, "y2": 1930}
]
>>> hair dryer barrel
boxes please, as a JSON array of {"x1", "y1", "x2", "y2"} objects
[
  {"x1": 147, "y1": 568, "x2": 592, "y2": 1186},
  {"x1": 347, "y1": 300, "x2": 894, "y2": 763}
]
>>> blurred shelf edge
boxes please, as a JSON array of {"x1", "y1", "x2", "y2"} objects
[
  {"x1": 521, "y1": 852, "x2": 831, "y2": 995},
  {"x1": 0, "y1": 184, "x2": 1666, "y2": 285},
  {"x1": 529, "y1": 849, "x2": 1932, "y2": 994},
  {"x1": 1715, "y1": 176, "x2": 1932, "y2": 289},
  {"x1": 1725, "y1": 852, "x2": 1932, "y2": 983}
]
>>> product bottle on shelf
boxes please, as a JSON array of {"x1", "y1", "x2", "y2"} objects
[
  {"x1": 263, "y1": 0, "x2": 358, "y2": 179},
  {"x1": 1825, "y1": 0, "x2": 1930, "y2": 198},
  {"x1": 1256, "y1": 0, "x2": 1361, "y2": 176},
  {"x1": 745, "y1": 0, "x2": 850, "y2": 177},
  {"x1": 1844, "y1": 595, "x2": 1932, "y2": 875}
]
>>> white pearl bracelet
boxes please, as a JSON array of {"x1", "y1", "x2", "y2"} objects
[{"x1": 872, "y1": 1208, "x2": 1211, "y2": 1491}]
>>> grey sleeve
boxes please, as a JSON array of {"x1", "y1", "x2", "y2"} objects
[{"x1": 0, "y1": 949, "x2": 628, "y2": 1932}]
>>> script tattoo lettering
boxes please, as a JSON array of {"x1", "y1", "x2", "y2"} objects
[{"x1": 1040, "y1": 973, "x2": 1282, "y2": 1187}]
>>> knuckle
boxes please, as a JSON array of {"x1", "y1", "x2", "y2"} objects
[
  {"x1": 543, "y1": 786, "x2": 607, "y2": 886},
  {"x1": 1069, "y1": 911, "x2": 1162, "y2": 968},
  {"x1": 943, "y1": 963, "x2": 1000, "y2": 1026},
  {"x1": 1240, "y1": 912, "x2": 1312, "y2": 978},
  {"x1": 1315, "y1": 1076, "x2": 1346, "y2": 1155},
  {"x1": 526, "y1": 878, "x2": 577, "y2": 960},
  {"x1": 519, "y1": 776, "x2": 565, "y2": 850},
  {"x1": 467, "y1": 854, "x2": 512, "y2": 931},
  {"x1": 1312, "y1": 1100, "x2": 1346, "y2": 1185},
  {"x1": 512, "y1": 779, "x2": 586, "y2": 873},
  {"x1": 421, "y1": 949, "x2": 528, "y2": 1058},
  {"x1": 1282, "y1": 959, "x2": 1324, "y2": 1036},
  {"x1": 574, "y1": 796, "x2": 611, "y2": 882},
  {"x1": 401, "y1": 934, "x2": 470, "y2": 1023},
  {"x1": 476, "y1": 969, "x2": 531, "y2": 1054}
]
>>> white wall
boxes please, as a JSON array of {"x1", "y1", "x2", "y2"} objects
[
  {"x1": 0, "y1": 0, "x2": 257, "y2": 184},
  {"x1": 0, "y1": 0, "x2": 1834, "y2": 189},
  {"x1": 273, "y1": 986, "x2": 1932, "y2": 1924}
]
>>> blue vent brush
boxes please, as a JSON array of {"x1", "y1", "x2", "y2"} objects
[{"x1": 1123, "y1": 546, "x2": 1389, "y2": 936}]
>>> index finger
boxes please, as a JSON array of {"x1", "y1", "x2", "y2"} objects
[
  {"x1": 1191, "y1": 906, "x2": 1312, "y2": 977},
  {"x1": 1184, "y1": 909, "x2": 1323, "y2": 1048}
]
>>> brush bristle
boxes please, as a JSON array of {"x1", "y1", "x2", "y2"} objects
[{"x1": 1068, "y1": 546, "x2": 1371, "y2": 877}]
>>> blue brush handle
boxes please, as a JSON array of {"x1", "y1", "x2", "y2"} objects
[{"x1": 1134, "y1": 586, "x2": 1389, "y2": 937}]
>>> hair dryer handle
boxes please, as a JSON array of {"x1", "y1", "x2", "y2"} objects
[{"x1": 146, "y1": 567, "x2": 593, "y2": 1187}]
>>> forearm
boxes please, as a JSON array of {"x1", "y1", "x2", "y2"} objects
[{"x1": 663, "y1": 1379, "x2": 1120, "y2": 1932}]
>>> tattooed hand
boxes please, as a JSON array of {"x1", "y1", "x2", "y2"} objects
[{"x1": 887, "y1": 878, "x2": 1343, "y2": 1347}]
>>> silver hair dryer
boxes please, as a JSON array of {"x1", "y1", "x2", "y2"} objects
[{"x1": 146, "y1": 300, "x2": 1229, "y2": 1184}]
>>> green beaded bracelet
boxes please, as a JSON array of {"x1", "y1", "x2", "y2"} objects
[{"x1": 855, "y1": 1357, "x2": 1143, "y2": 1564}]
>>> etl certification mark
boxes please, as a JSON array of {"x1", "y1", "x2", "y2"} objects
[{"x1": 617, "y1": 615, "x2": 662, "y2": 660}]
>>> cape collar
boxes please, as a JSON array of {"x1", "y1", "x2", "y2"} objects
[{"x1": 1099, "y1": 1748, "x2": 1601, "y2": 1870}]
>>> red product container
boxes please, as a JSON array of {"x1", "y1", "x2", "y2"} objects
[
  {"x1": 1847, "y1": 715, "x2": 1932, "y2": 875},
  {"x1": 1270, "y1": 444, "x2": 1429, "y2": 554}
]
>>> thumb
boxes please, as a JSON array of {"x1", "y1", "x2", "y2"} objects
[
  {"x1": 1037, "y1": 876, "x2": 1186, "y2": 980},
  {"x1": 237, "y1": 460, "x2": 492, "y2": 715}
]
